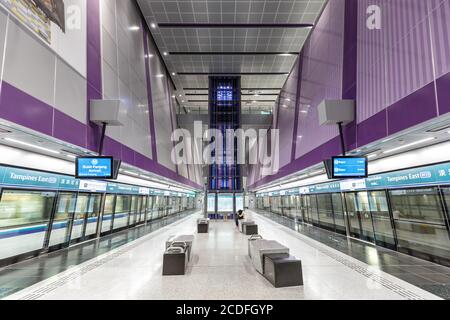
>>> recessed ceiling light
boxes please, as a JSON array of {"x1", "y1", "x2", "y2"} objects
[
  {"x1": 171, "y1": 72, "x2": 176, "y2": 76},
  {"x1": 172, "y1": 95, "x2": 176, "y2": 98},
  {"x1": 150, "y1": 23, "x2": 157, "y2": 29},
  {"x1": 129, "y1": 26, "x2": 140, "y2": 31},
  {"x1": 383, "y1": 137, "x2": 435, "y2": 154},
  {"x1": 4, "y1": 138, "x2": 60, "y2": 155},
  {"x1": 156, "y1": 74, "x2": 164, "y2": 78},
  {"x1": 300, "y1": 110, "x2": 308, "y2": 114},
  {"x1": 163, "y1": 52, "x2": 168, "y2": 56}
]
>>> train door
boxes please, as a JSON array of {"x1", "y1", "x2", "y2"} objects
[
  {"x1": 101, "y1": 195, "x2": 115, "y2": 235},
  {"x1": 137, "y1": 196, "x2": 147, "y2": 225},
  {"x1": 299, "y1": 195, "x2": 311, "y2": 224},
  {"x1": 344, "y1": 192, "x2": 376, "y2": 243},
  {"x1": 83, "y1": 193, "x2": 102, "y2": 240},
  {"x1": 128, "y1": 196, "x2": 139, "y2": 226},
  {"x1": 367, "y1": 190, "x2": 397, "y2": 250},
  {"x1": 165, "y1": 196, "x2": 171, "y2": 217},
  {"x1": 48, "y1": 192, "x2": 77, "y2": 251},
  {"x1": 69, "y1": 193, "x2": 90, "y2": 244},
  {"x1": 157, "y1": 196, "x2": 165, "y2": 218}
]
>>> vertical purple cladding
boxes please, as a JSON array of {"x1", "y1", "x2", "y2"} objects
[
  {"x1": 294, "y1": 0, "x2": 345, "y2": 160},
  {"x1": 142, "y1": 20, "x2": 158, "y2": 162},
  {"x1": 86, "y1": 0, "x2": 102, "y2": 153},
  {"x1": 342, "y1": 0, "x2": 358, "y2": 152},
  {"x1": 277, "y1": 59, "x2": 299, "y2": 169},
  {"x1": 249, "y1": 0, "x2": 450, "y2": 191},
  {"x1": 291, "y1": 54, "x2": 303, "y2": 162}
]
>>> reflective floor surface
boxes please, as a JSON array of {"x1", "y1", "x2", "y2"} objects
[{"x1": 1, "y1": 211, "x2": 442, "y2": 300}]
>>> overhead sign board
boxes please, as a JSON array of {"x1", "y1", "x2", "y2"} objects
[
  {"x1": 76, "y1": 157, "x2": 113, "y2": 179},
  {"x1": 332, "y1": 157, "x2": 368, "y2": 179}
]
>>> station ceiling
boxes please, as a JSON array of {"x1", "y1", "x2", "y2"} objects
[{"x1": 137, "y1": 0, "x2": 327, "y2": 114}]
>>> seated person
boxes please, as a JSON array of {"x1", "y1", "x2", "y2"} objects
[{"x1": 235, "y1": 210, "x2": 244, "y2": 227}]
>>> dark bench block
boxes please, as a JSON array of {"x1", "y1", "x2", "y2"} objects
[
  {"x1": 244, "y1": 224, "x2": 258, "y2": 235},
  {"x1": 198, "y1": 223, "x2": 209, "y2": 233},
  {"x1": 264, "y1": 254, "x2": 303, "y2": 288},
  {"x1": 163, "y1": 251, "x2": 187, "y2": 276}
]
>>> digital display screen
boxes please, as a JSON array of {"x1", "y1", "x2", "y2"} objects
[
  {"x1": 332, "y1": 157, "x2": 368, "y2": 179},
  {"x1": 76, "y1": 157, "x2": 113, "y2": 179},
  {"x1": 217, "y1": 86, "x2": 233, "y2": 101}
]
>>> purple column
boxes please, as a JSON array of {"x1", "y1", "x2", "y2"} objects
[
  {"x1": 142, "y1": 19, "x2": 158, "y2": 162},
  {"x1": 86, "y1": 0, "x2": 103, "y2": 153}
]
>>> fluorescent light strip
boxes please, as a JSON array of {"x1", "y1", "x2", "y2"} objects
[
  {"x1": 5, "y1": 138, "x2": 60, "y2": 155},
  {"x1": 383, "y1": 137, "x2": 435, "y2": 154}
]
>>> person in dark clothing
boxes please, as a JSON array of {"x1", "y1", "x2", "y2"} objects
[{"x1": 235, "y1": 210, "x2": 244, "y2": 228}]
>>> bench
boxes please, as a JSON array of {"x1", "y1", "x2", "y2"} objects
[
  {"x1": 264, "y1": 254, "x2": 303, "y2": 288},
  {"x1": 163, "y1": 245, "x2": 188, "y2": 276},
  {"x1": 197, "y1": 218, "x2": 210, "y2": 233},
  {"x1": 166, "y1": 235, "x2": 194, "y2": 261},
  {"x1": 249, "y1": 239, "x2": 290, "y2": 274}
]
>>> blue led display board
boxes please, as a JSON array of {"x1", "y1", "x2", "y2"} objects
[
  {"x1": 332, "y1": 156, "x2": 368, "y2": 179},
  {"x1": 76, "y1": 157, "x2": 113, "y2": 179},
  {"x1": 216, "y1": 85, "x2": 233, "y2": 101}
]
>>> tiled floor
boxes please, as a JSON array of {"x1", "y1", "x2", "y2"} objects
[
  {"x1": 255, "y1": 210, "x2": 450, "y2": 299},
  {"x1": 1, "y1": 211, "x2": 441, "y2": 300},
  {"x1": 0, "y1": 211, "x2": 196, "y2": 299}
]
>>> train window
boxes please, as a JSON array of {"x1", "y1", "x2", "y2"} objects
[
  {"x1": 389, "y1": 188, "x2": 450, "y2": 260},
  {"x1": 0, "y1": 190, "x2": 56, "y2": 259},
  {"x1": 389, "y1": 188, "x2": 446, "y2": 224}
]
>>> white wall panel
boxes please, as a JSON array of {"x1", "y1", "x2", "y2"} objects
[
  {"x1": 3, "y1": 17, "x2": 56, "y2": 106},
  {"x1": 54, "y1": 58, "x2": 87, "y2": 123}
]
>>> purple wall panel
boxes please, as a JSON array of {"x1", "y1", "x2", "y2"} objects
[
  {"x1": 357, "y1": 111, "x2": 387, "y2": 147},
  {"x1": 429, "y1": 0, "x2": 450, "y2": 79},
  {"x1": 437, "y1": 73, "x2": 450, "y2": 115},
  {"x1": 294, "y1": 0, "x2": 345, "y2": 159},
  {"x1": 387, "y1": 82, "x2": 438, "y2": 135},
  {"x1": 53, "y1": 110, "x2": 87, "y2": 148},
  {"x1": 0, "y1": 81, "x2": 53, "y2": 136},
  {"x1": 357, "y1": 0, "x2": 436, "y2": 123}
]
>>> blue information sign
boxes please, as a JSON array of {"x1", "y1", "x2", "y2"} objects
[
  {"x1": 332, "y1": 157, "x2": 368, "y2": 178},
  {"x1": 76, "y1": 157, "x2": 113, "y2": 179}
]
